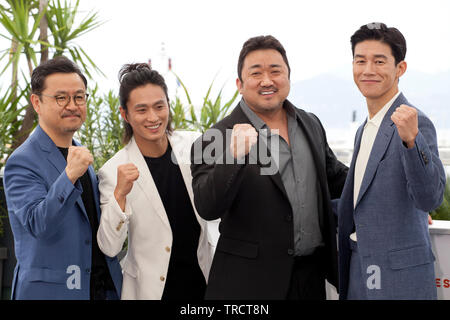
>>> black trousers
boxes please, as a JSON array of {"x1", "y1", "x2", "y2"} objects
[{"x1": 286, "y1": 248, "x2": 326, "y2": 300}]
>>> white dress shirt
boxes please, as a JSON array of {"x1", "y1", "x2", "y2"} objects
[{"x1": 351, "y1": 91, "x2": 401, "y2": 242}]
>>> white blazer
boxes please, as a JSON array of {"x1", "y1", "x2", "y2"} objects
[{"x1": 97, "y1": 130, "x2": 214, "y2": 300}]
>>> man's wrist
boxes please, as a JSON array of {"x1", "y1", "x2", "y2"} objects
[
  {"x1": 65, "y1": 168, "x2": 77, "y2": 184},
  {"x1": 402, "y1": 139, "x2": 415, "y2": 149},
  {"x1": 114, "y1": 190, "x2": 126, "y2": 212}
]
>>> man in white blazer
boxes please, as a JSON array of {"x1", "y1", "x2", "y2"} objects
[{"x1": 96, "y1": 63, "x2": 213, "y2": 300}]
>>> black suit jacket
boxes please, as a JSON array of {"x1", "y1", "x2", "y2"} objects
[{"x1": 191, "y1": 100, "x2": 348, "y2": 299}]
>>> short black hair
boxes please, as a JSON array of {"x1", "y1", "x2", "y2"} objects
[
  {"x1": 31, "y1": 56, "x2": 87, "y2": 96},
  {"x1": 237, "y1": 35, "x2": 291, "y2": 81},
  {"x1": 118, "y1": 63, "x2": 172, "y2": 144},
  {"x1": 350, "y1": 22, "x2": 407, "y2": 65}
]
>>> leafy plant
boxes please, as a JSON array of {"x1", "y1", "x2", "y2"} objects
[
  {"x1": 0, "y1": 0, "x2": 45, "y2": 76},
  {"x1": 0, "y1": 0, "x2": 103, "y2": 160},
  {"x1": 172, "y1": 71, "x2": 239, "y2": 132},
  {"x1": 170, "y1": 96, "x2": 190, "y2": 130},
  {"x1": 46, "y1": 0, "x2": 104, "y2": 78},
  {"x1": 0, "y1": 85, "x2": 30, "y2": 166},
  {"x1": 431, "y1": 178, "x2": 450, "y2": 221},
  {"x1": 75, "y1": 86, "x2": 123, "y2": 171}
]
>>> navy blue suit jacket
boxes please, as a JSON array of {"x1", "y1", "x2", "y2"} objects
[{"x1": 4, "y1": 125, "x2": 122, "y2": 299}]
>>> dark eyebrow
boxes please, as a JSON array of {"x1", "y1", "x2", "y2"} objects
[
  {"x1": 133, "y1": 103, "x2": 148, "y2": 109},
  {"x1": 354, "y1": 54, "x2": 388, "y2": 60},
  {"x1": 249, "y1": 64, "x2": 262, "y2": 70},
  {"x1": 133, "y1": 100, "x2": 166, "y2": 109},
  {"x1": 249, "y1": 64, "x2": 282, "y2": 69},
  {"x1": 152, "y1": 99, "x2": 166, "y2": 107},
  {"x1": 54, "y1": 89, "x2": 85, "y2": 95}
]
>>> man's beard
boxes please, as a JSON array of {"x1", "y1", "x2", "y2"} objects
[{"x1": 62, "y1": 124, "x2": 81, "y2": 133}]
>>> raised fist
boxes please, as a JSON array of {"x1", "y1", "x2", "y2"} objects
[
  {"x1": 66, "y1": 146, "x2": 93, "y2": 184},
  {"x1": 391, "y1": 104, "x2": 418, "y2": 148},
  {"x1": 230, "y1": 123, "x2": 258, "y2": 159},
  {"x1": 114, "y1": 163, "x2": 139, "y2": 212}
]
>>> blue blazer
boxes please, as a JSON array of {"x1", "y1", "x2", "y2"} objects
[
  {"x1": 4, "y1": 125, "x2": 122, "y2": 299},
  {"x1": 337, "y1": 93, "x2": 446, "y2": 299}
]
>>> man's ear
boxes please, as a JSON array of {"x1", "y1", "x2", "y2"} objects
[
  {"x1": 30, "y1": 94, "x2": 41, "y2": 115},
  {"x1": 119, "y1": 106, "x2": 128, "y2": 122},
  {"x1": 396, "y1": 60, "x2": 407, "y2": 79},
  {"x1": 236, "y1": 77, "x2": 243, "y2": 94}
]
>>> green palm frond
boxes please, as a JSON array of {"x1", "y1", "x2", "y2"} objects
[{"x1": 46, "y1": 0, "x2": 104, "y2": 77}]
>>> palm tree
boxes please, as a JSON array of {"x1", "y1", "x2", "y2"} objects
[{"x1": 0, "y1": 0, "x2": 103, "y2": 154}]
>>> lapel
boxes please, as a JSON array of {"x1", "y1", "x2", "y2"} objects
[
  {"x1": 86, "y1": 165, "x2": 101, "y2": 221},
  {"x1": 226, "y1": 104, "x2": 288, "y2": 200},
  {"x1": 293, "y1": 106, "x2": 327, "y2": 187},
  {"x1": 36, "y1": 125, "x2": 89, "y2": 222},
  {"x1": 126, "y1": 137, "x2": 172, "y2": 231},
  {"x1": 169, "y1": 132, "x2": 205, "y2": 227},
  {"x1": 354, "y1": 93, "x2": 407, "y2": 208}
]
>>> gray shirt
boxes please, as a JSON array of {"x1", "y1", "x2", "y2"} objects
[{"x1": 240, "y1": 99, "x2": 323, "y2": 256}]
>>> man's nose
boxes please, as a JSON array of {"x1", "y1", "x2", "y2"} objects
[
  {"x1": 260, "y1": 72, "x2": 274, "y2": 87},
  {"x1": 65, "y1": 96, "x2": 78, "y2": 109},
  {"x1": 363, "y1": 61, "x2": 376, "y2": 75},
  {"x1": 146, "y1": 109, "x2": 159, "y2": 122}
]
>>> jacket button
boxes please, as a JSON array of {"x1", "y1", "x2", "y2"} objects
[
  {"x1": 165, "y1": 246, "x2": 171, "y2": 252},
  {"x1": 286, "y1": 215, "x2": 292, "y2": 222},
  {"x1": 160, "y1": 276, "x2": 165, "y2": 281},
  {"x1": 86, "y1": 268, "x2": 91, "y2": 274},
  {"x1": 58, "y1": 196, "x2": 64, "y2": 203},
  {"x1": 287, "y1": 249, "x2": 294, "y2": 256}
]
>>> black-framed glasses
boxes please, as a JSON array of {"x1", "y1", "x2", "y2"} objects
[{"x1": 40, "y1": 93, "x2": 89, "y2": 107}]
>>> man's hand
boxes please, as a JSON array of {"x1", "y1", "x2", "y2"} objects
[
  {"x1": 65, "y1": 146, "x2": 94, "y2": 184},
  {"x1": 114, "y1": 163, "x2": 139, "y2": 212},
  {"x1": 230, "y1": 124, "x2": 258, "y2": 159},
  {"x1": 391, "y1": 104, "x2": 418, "y2": 149}
]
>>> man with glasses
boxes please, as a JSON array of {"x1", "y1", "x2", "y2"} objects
[{"x1": 3, "y1": 56, "x2": 122, "y2": 300}]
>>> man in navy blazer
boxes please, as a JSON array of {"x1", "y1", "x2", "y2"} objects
[
  {"x1": 3, "y1": 57, "x2": 122, "y2": 299},
  {"x1": 338, "y1": 23, "x2": 446, "y2": 299}
]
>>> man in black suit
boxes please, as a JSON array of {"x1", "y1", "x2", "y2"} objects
[{"x1": 191, "y1": 35, "x2": 348, "y2": 299}]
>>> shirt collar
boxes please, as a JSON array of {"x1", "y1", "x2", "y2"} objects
[
  {"x1": 239, "y1": 98, "x2": 298, "y2": 131},
  {"x1": 366, "y1": 91, "x2": 401, "y2": 128},
  {"x1": 239, "y1": 99, "x2": 266, "y2": 130}
]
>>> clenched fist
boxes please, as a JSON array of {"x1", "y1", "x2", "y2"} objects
[
  {"x1": 391, "y1": 104, "x2": 418, "y2": 148},
  {"x1": 230, "y1": 124, "x2": 258, "y2": 159},
  {"x1": 114, "y1": 163, "x2": 139, "y2": 212},
  {"x1": 66, "y1": 146, "x2": 94, "y2": 184}
]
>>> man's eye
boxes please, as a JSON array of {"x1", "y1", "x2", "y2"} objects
[
  {"x1": 56, "y1": 96, "x2": 67, "y2": 102},
  {"x1": 251, "y1": 72, "x2": 261, "y2": 76},
  {"x1": 74, "y1": 95, "x2": 85, "y2": 102}
]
